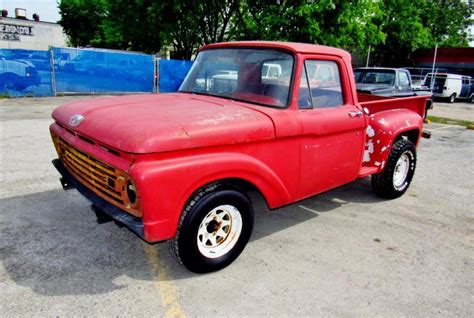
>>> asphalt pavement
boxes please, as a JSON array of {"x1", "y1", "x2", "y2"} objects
[{"x1": 0, "y1": 96, "x2": 473, "y2": 316}]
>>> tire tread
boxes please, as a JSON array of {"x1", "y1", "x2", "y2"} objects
[{"x1": 371, "y1": 139, "x2": 416, "y2": 199}]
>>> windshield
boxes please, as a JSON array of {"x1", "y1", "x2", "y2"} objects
[
  {"x1": 424, "y1": 74, "x2": 447, "y2": 93},
  {"x1": 354, "y1": 70, "x2": 395, "y2": 85},
  {"x1": 179, "y1": 48, "x2": 294, "y2": 108}
]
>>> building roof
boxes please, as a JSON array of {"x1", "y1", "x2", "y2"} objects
[{"x1": 414, "y1": 47, "x2": 474, "y2": 64}]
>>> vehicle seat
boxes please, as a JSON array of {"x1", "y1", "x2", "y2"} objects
[{"x1": 264, "y1": 84, "x2": 288, "y2": 107}]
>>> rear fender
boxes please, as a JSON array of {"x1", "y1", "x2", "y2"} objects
[
  {"x1": 363, "y1": 109, "x2": 422, "y2": 172},
  {"x1": 129, "y1": 153, "x2": 292, "y2": 242}
]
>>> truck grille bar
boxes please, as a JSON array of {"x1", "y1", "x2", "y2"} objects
[{"x1": 54, "y1": 136, "x2": 141, "y2": 217}]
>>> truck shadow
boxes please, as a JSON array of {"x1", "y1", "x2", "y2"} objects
[
  {"x1": 250, "y1": 178, "x2": 383, "y2": 242},
  {"x1": 0, "y1": 179, "x2": 382, "y2": 296}
]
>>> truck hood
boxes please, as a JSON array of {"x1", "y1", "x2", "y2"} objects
[{"x1": 52, "y1": 93, "x2": 275, "y2": 154}]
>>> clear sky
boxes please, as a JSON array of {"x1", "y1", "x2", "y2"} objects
[{"x1": 1, "y1": 0, "x2": 61, "y2": 23}]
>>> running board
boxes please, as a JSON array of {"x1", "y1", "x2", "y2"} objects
[{"x1": 358, "y1": 166, "x2": 378, "y2": 178}]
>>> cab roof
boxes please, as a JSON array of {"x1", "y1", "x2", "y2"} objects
[{"x1": 201, "y1": 41, "x2": 351, "y2": 60}]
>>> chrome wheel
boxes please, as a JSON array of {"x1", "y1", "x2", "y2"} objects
[
  {"x1": 197, "y1": 205, "x2": 243, "y2": 259},
  {"x1": 393, "y1": 152, "x2": 410, "y2": 190}
]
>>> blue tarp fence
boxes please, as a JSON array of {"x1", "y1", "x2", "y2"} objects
[
  {"x1": 0, "y1": 47, "x2": 192, "y2": 97},
  {"x1": 0, "y1": 49, "x2": 52, "y2": 97},
  {"x1": 52, "y1": 47, "x2": 155, "y2": 94},
  {"x1": 159, "y1": 59, "x2": 193, "y2": 93}
]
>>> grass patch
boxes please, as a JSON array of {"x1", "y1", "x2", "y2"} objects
[{"x1": 427, "y1": 115, "x2": 474, "y2": 128}]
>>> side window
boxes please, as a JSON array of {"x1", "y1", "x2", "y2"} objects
[
  {"x1": 462, "y1": 77, "x2": 470, "y2": 85},
  {"x1": 298, "y1": 60, "x2": 343, "y2": 108},
  {"x1": 399, "y1": 72, "x2": 410, "y2": 88}
]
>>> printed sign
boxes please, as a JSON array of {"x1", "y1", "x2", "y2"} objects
[{"x1": 0, "y1": 23, "x2": 34, "y2": 41}]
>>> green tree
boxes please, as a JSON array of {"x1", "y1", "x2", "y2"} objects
[
  {"x1": 59, "y1": 0, "x2": 240, "y2": 58},
  {"x1": 371, "y1": 0, "x2": 432, "y2": 66},
  {"x1": 232, "y1": 0, "x2": 385, "y2": 52},
  {"x1": 421, "y1": 0, "x2": 472, "y2": 47},
  {"x1": 371, "y1": 0, "x2": 472, "y2": 66},
  {"x1": 58, "y1": 0, "x2": 472, "y2": 65},
  {"x1": 58, "y1": 0, "x2": 108, "y2": 47},
  {"x1": 156, "y1": 0, "x2": 240, "y2": 59},
  {"x1": 103, "y1": 0, "x2": 164, "y2": 53}
]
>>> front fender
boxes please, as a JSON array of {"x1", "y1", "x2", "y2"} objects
[
  {"x1": 129, "y1": 152, "x2": 292, "y2": 242},
  {"x1": 364, "y1": 109, "x2": 423, "y2": 172}
]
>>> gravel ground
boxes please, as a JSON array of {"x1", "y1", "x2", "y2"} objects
[{"x1": 0, "y1": 96, "x2": 473, "y2": 317}]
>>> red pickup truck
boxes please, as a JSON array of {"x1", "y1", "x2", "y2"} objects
[{"x1": 51, "y1": 41, "x2": 431, "y2": 273}]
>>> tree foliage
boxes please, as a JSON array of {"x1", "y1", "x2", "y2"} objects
[
  {"x1": 372, "y1": 0, "x2": 472, "y2": 66},
  {"x1": 232, "y1": 0, "x2": 385, "y2": 52},
  {"x1": 422, "y1": 0, "x2": 472, "y2": 47},
  {"x1": 58, "y1": 0, "x2": 108, "y2": 47},
  {"x1": 58, "y1": 0, "x2": 472, "y2": 65},
  {"x1": 102, "y1": 0, "x2": 164, "y2": 53},
  {"x1": 153, "y1": 0, "x2": 240, "y2": 59}
]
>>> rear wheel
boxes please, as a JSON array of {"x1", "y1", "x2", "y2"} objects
[
  {"x1": 448, "y1": 93, "x2": 456, "y2": 103},
  {"x1": 371, "y1": 139, "x2": 417, "y2": 199},
  {"x1": 170, "y1": 183, "x2": 254, "y2": 273}
]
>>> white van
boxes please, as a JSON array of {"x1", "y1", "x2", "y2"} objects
[{"x1": 423, "y1": 73, "x2": 473, "y2": 103}]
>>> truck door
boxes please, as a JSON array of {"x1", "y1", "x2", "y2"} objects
[{"x1": 296, "y1": 59, "x2": 366, "y2": 200}]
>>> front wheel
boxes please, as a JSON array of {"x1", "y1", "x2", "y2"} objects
[
  {"x1": 170, "y1": 183, "x2": 254, "y2": 273},
  {"x1": 371, "y1": 139, "x2": 417, "y2": 199}
]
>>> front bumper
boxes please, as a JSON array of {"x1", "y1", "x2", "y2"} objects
[{"x1": 52, "y1": 158, "x2": 146, "y2": 241}]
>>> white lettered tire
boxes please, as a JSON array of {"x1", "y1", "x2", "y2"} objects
[
  {"x1": 371, "y1": 139, "x2": 417, "y2": 199},
  {"x1": 170, "y1": 183, "x2": 254, "y2": 273}
]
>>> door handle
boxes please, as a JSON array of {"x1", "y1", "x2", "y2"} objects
[{"x1": 348, "y1": 111, "x2": 363, "y2": 118}]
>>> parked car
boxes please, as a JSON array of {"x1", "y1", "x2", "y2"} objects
[
  {"x1": 0, "y1": 52, "x2": 40, "y2": 91},
  {"x1": 261, "y1": 63, "x2": 282, "y2": 79},
  {"x1": 354, "y1": 67, "x2": 430, "y2": 97},
  {"x1": 50, "y1": 41, "x2": 431, "y2": 273},
  {"x1": 423, "y1": 73, "x2": 473, "y2": 103}
]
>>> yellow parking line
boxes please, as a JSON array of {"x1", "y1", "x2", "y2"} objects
[{"x1": 142, "y1": 243, "x2": 186, "y2": 318}]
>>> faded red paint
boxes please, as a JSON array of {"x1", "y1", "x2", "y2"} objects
[{"x1": 50, "y1": 41, "x2": 431, "y2": 242}]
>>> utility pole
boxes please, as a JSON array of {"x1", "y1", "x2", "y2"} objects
[
  {"x1": 430, "y1": 44, "x2": 438, "y2": 91},
  {"x1": 365, "y1": 46, "x2": 371, "y2": 67}
]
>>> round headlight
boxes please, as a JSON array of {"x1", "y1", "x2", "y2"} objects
[{"x1": 126, "y1": 180, "x2": 137, "y2": 205}]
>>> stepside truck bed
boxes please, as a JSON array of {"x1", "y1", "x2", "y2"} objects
[{"x1": 358, "y1": 93, "x2": 432, "y2": 118}]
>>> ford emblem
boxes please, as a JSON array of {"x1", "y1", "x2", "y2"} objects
[{"x1": 69, "y1": 114, "x2": 85, "y2": 127}]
